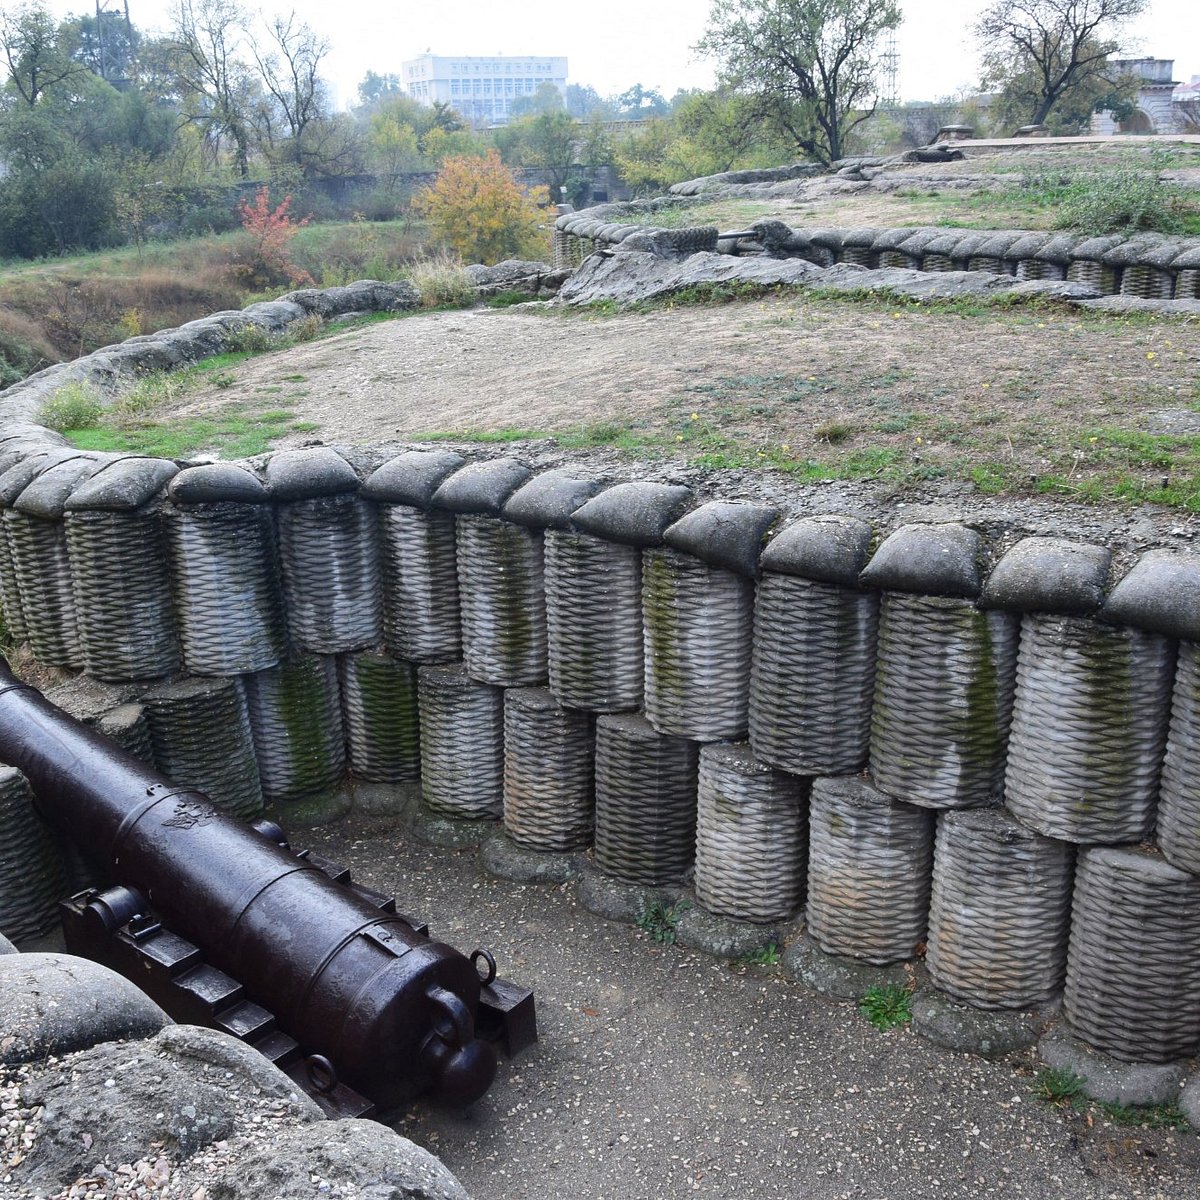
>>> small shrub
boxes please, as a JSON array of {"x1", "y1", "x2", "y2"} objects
[
  {"x1": 636, "y1": 899, "x2": 690, "y2": 946},
  {"x1": 740, "y1": 942, "x2": 782, "y2": 967},
  {"x1": 39, "y1": 382, "x2": 103, "y2": 432},
  {"x1": 226, "y1": 324, "x2": 276, "y2": 355},
  {"x1": 231, "y1": 187, "x2": 315, "y2": 291},
  {"x1": 858, "y1": 984, "x2": 912, "y2": 1032},
  {"x1": 289, "y1": 314, "x2": 324, "y2": 343},
  {"x1": 1054, "y1": 155, "x2": 1186, "y2": 235},
  {"x1": 814, "y1": 419, "x2": 855, "y2": 444},
  {"x1": 404, "y1": 252, "x2": 477, "y2": 309}
]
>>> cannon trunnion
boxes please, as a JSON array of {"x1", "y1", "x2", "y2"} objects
[{"x1": 0, "y1": 661, "x2": 535, "y2": 1115}]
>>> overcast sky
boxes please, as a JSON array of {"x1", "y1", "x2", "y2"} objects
[{"x1": 48, "y1": 0, "x2": 1200, "y2": 109}]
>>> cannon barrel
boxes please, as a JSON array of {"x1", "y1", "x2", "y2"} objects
[{"x1": 0, "y1": 659, "x2": 497, "y2": 1109}]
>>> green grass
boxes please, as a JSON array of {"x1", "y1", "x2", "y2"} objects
[
  {"x1": 1032, "y1": 1068, "x2": 1189, "y2": 1131},
  {"x1": 858, "y1": 984, "x2": 913, "y2": 1032},
  {"x1": 636, "y1": 899, "x2": 690, "y2": 946},
  {"x1": 739, "y1": 943, "x2": 782, "y2": 967},
  {"x1": 66, "y1": 406, "x2": 314, "y2": 458}
]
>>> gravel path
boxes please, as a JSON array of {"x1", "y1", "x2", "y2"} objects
[{"x1": 304, "y1": 814, "x2": 1200, "y2": 1200}]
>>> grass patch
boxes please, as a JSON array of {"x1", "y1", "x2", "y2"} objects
[
  {"x1": 486, "y1": 290, "x2": 534, "y2": 308},
  {"x1": 403, "y1": 252, "x2": 477, "y2": 309},
  {"x1": 67, "y1": 407, "x2": 312, "y2": 458},
  {"x1": 1032, "y1": 1069, "x2": 1189, "y2": 1131},
  {"x1": 858, "y1": 984, "x2": 913, "y2": 1032},
  {"x1": 636, "y1": 899, "x2": 690, "y2": 946},
  {"x1": 739, "y1": 943, "x2": 782, "y2": 967},
  {"x1": 38, "y1": 381, "x2": 103, "y2": 432}
]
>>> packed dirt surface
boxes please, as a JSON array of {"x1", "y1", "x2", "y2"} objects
[{"x1": 168, "y1": 294, "x2": 1199, "y2": 505}]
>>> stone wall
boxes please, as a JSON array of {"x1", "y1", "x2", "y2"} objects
[{"x1": 1, "y1": 284, "x2": 1200, "y2": 1114}]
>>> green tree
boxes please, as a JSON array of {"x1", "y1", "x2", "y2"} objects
[
  {"x1": 697, "y1": 0, "x2": 901, "y2": 163},
  {"x1": 0, "y1": 1, "x2": 86, "y2": 106},
  {"x1": 975, "y1": 0, "x2": 1148, "y2": 129}
]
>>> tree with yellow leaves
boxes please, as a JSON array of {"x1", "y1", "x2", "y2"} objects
[{"x1": 414, "y1": 149, "x2": 548, "y2": 265}]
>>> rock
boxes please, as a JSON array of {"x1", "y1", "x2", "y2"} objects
[
  {"x1": 15, "y1": 455, "x2": 116, "y2": 518},
  {"x1": 981, "y1": 536, "x2": 1111, "y2": 614},
  {"x1": 1182, "y1": 1074, "x2": 1200, "y2": 1130},
  {"x1": 265, "y1": 446, "x2": 360, "y2": 499},
  {"x1": 759, "y1": 514, "x2": 875, "y2": 585},
  {"x1": 363, "y1": 449, "x2": 467, "y2": 507},
  {"x1": 859, "y1": 522, "x2": 985, "y2": 597},
  {"x1": 576, "y1": 862, "x2": 682, "y2": 927},
  {"x1": 781, "y1": 934, "x2": 914, "y2": 1000},
  {"x1": 1077, "y1": 295, "x2": 1200, "y2": 318},
  {"x1": 65, "y1": 457, "x2": 180, "y2": 512},
  {"x1": 1104, "y1": 549, "x2": 1200, "y2": 640},
  {"x1": 466, "y1": 259, "x2": 553, "y2": 287},
  {"x1": 198, "y1": 1117, "x2": 470, "y2": 1200},
  {"x1": 0, "y1": 931, "x2": 17, "y2": 954},
  {"x1": 673, "y1": 903, "x2": 792, "y2": 960},
  {"x1": 571, "y1": 481, "x2": 692, "y2": 547},
  {"x1": 0, "y1": 953, "x2": 170, "y2": 1064},
  {"x1": 430, "y1": 456, "x2": 531, "y2": 515},
  {"x1": 663, "y1": 500, "x2": 781, "y2": 577},
  {"x1": 15, "y1": 1025, "x2": 319, "y2": 1195},
  {"x1": 169, "y1": 462, "x2": 270, "y2": 505},
  {"x1": 480, "y1": 829, "x2": 585, "y2": 883},
  {"x1": 1039, "y1": 1025, "x2": 1187, "y2": 1107},
  {"x1": 911, "y1": 989, "x2": 1056, "y2": 1057},
  {"x1": 503, "y1": 469, "x2": 606, "y2": 530},
  {"x1": 406, "y1": 801, "x2": 498, "y2": 849}
]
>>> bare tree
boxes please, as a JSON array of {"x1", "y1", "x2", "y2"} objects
[
  {"x1": 250, "y1": 11, "x2": 328, "y2": 167},
  {"x1": 975, "y1": 0, "x2": 1147, "y2": 128}
]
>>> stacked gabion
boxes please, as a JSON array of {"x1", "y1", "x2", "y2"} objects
[
  {"x1": 806, "y1": 775, "x2": 935, "y2": 964},
  {"x1": 1065, "y1": 847, "x2": 1200, "y2": 1063},
  {"x1": 503, "y1": 687, "x2": 594, "y2": 851},
  {"x1": 750, "y1": 516, "x2": 878, "y2": 776},
  {"x1": 1004, "y1": 616, "x2": 1173, "y2": 843},
  {"x1": 927, "y1": 809, "x2": 1074, "y2": 1009},
  {"x1": 244, "y1": 655, "x2": 345, "y2": 807},
  {"x1": 338, "y1": 650, "x2": 421, "y2": 784},
  {"x1": 65, "y1": 459, "x2": 181, "y2": 681},
  {"x1": 863, "y1": 525, "x2": 1018, "y2": 810},
  {"x1": 694, "y1": 742, "x2": 807, "y2": 923},
  {"x1": 0, "y1": 765, "x2": 65, "y2": 943},
  {"x1": 96, "y1": 703, "x2": 155, "y2": 765},
  {"x1": 1158, "y1": 641, "x2": 1200, "y2": 873},
  {"x1": 643, "y1": 502, "x2": 777, "y2": 741},
  {"x1": 166, "y1": 465, "x2": 286, "y2": 676},
  {"x1": 364, "y1": 450, "x2": 466, "y2": 664},
  {"x1": 143, "y1": 677, "x2": 263, "y2": 819},
  {"x1": 269, "y1": 448, "x2": 380, "y2": 655},
  {"x1": 593, "y1": 713, "x2": 698, "y2": 886},
  {"x1": 417, "y1": 663, "x2": 504, "y2": 819}
]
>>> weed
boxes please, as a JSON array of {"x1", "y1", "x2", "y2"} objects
[
  {"x1": 486, "y1": 290, "x2": 533, "y2": 308},
  {"x1": 226, "y1": 324, "x2": 276, "y2": 355},
  {"x1": 636, "y1": 899, "x2": 690, "y2": 946},
  {"x1": 858, "y1": 984, "x2": 912, "y2": 1032},
  {"x1": 1032, "y1": 1068, "x2": 1084, "y2": 1105},
  {"x1": 1091, "y1": 1099, "x2": 1190, "y2": 1130},
  {"x1": 404, "y1": 251, "x2": 477, "y2": 309},
  {"x1": 740, "y1": 943, "x2": 782, "y2": 967},
  {"x1": 814, "y1": 419, "x2": 855, "y2": 444},
  {"x1": 39, "y1": 381, "x2": 103, "y2": 431}
]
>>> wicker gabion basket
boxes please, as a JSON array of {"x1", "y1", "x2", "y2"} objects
[
  {"x1": 593, "y1": 713, "x2": 699, "y2": 886},
  {"x1": 1004, "y1": 615, "x2": 1174, "y2": 844},
  {"x1": 544, "y1": 529, "x2": 644, "y2": 713},
  {"x1": 0, "y1": 765, "x2": 66, "y2": 943},
  {"x1": 694, "y1": 742, "x2": 808, "y2": 924},
  {"x1": 143, "y1": 677, "x2": 264, "y2": 820},
  {"x1": 96, "y1": 703, "x2": 155, "y2": 765},
  {"x1": 1153, "y1": 640, "x2": 1200, "y2": 874},
  {"x1": 503, "y1": 687, "x2": 594, "y2": 852},
  {"x1": 806, "y1": 775, "x2": 935, "y2": 965},
  {"x1": 167, "y1": 502, "x2": 286, "y2": 676},
  {"x1": 3, "y1": 510, "x2": 81, "y2": 668},
  {"x1": 1065, "y1": 846, "x2": 1200, "y2": 1063},
  {"x1": 417, "y1": 663, "x2": 504, "y2": 820},
  {"x1": 66, "y1": 507, "x2": 179, "y2": 681},
  {"x1": 642, "y1": 547, "x2": 755, "y2": 741},
  {"x1": 244, "y1": 655, "x2": 345, "y2": 807},
  {"x1": 338, "y1": 650, "x2": 421, "y2": 784},
  {"x1": 750, "y1": 574, "x2": 878, "y2": 776},
  {"x1": 455, "y1": 514, "x2": 547, "y2": 687},
  {"x1": 870, "y1": 594, "x2": 1018, "y2": 809},
  {"x1": 380, "y1": 504, "x2": 461, "y2": 664},
  {"x1": 927, "y1": 808, "x2": 1074, "y2": 1010},
  {"x1": 0, "y1": 520, "x2": 28, "y2": 645},
  {"x1": 277, "y1": 493, "x2": 381, "y2": 655}
]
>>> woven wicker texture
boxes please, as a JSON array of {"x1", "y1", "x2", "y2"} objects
[
  {"x1": 143, "y1": 677, "x2": 263, "y2": 819},
  {"x1": 380, "y1": 504, "x2": 461, "y2": 664},
  {"x1": 1065, "y1": 846, "x2": 1200, "y2": 1063},
  {"x1": 642, "y1": 548, "x2": 754, "y2": 741},
  {"x1": 96, "y1": 703, "x2": 155, "y2": 765},
  {"x1": 1120, "y1": 264, "x2": 1174, "y2": 299},
  {"x1": 927, "y1": 808, "x2": 1074, "y2": 1010},
  {"x1": 278, "y1": 494, "x2": 381, "y2": 655},
  {"x1": 338, "y1": 650, "x2": 421, "y2": 783},
  {"x1": 65, "y1": 508, "x2": 179, "y2": 682},
  {"x1": 694, "y1": 742, "x2": 807, "y2": 923},
  {"x1": 417, "y1": 664, "x2": 504, "y2": 819},
  {"x1": 967, "y1": 256, "x2": 1007, "y2": 275},
  {"x1": 806, "y1": 775, "x2": 935, "y2": 965},
  {"x1": 1067, "y1": 260, "x2": 1118, "y2": 292},
  {"x1": 870, "y1": 594, "x2": 1018, "y2": 810},
  {"x1": 0, "y1": 765, "x2": 66, "y2": 942},
  {"x1": 0, "y1": 521, "x2": 28, "y2": 644},
  {"x1": 545, "y1": 530, "x2": 643, "y2": 713},
  {"x1": 455, "y1": 514, "x2": 547, "y2": 687},
  {"x1": 244, "y1": 655, "x2": 345, "y2": 806},
  {"x1": 593, "y1": 713, "x2": 699, "y2": 886},
  {"x1": 1153, "y1": 641, "x2": 1200, "y2": 873},
  {"x1": 167, "y1": 502, "x2": 286, "y2": 676},
  {"x1": 1177, "y1": 269, "x2": 1200, "y2": 300},
  {"x1": 921, "y1": 253, "x2": 954, "y2": 273},
  {"x1": 750, "y1": 575, "x2": 878, "y2": 776},
  {"x1": 878, "y1": 250, "x2": 917, "y2": 269},
  {"x1": 4, "y1": 510, "x2": 81, "y2": 668},
  {"x1": 503, "y1": 687, "x2": 594, "y2": 851},
  {"x1": 1015, "y1": 259, "x2": 1064, "y2": 281},
  {"x1": 840, "y1": 246, "x2": 875, "y2": 267},
  {"x1": 1004, "y1": 615, "x2": 1173, "y2": 844}
]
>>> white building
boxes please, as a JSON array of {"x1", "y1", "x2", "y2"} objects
[
  {"x1": 401, "y1": 55, "x2": 568, "y2": 126},
  {"x1": 1092, "y1": 58, "x2": 1191, "y2": 135}
]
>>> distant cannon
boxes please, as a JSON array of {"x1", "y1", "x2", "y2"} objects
[{"x1": 0, "y1": 658, "x2": 534, "y2": 1115}]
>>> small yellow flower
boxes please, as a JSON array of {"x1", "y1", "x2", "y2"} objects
[
  {"x1": 982, "y1": 383, "x2": 990, "y2": 390},
  {"x1": 780, "y1": 443, "x2": 790, "y2": 452},
  {"x1": 1037, "y1": 323, "x2": 1045, "y2": 329},
  {"x1": 1147, "y1": 352, "x2": 1157, "y2": 361},
  {"x1": 675, "y1": 434, "x2": 683, "y2": 442},
  {"x1": 891, "y1": 312, "x2": 902, "y2": 319},
  {"x1": 689, "y1": 411, "x2": 699, "y2": 420},
  {"x1": 1088, "y1": 436, "x2": 1098, "y2": 444},
  {"x1": 915, "y1": 436, "x2": 923, "y2": 444}
]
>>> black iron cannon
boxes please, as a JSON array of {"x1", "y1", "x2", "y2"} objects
[{"x1": 0, "y1": 659, "x2": 534, "y2": 1115}]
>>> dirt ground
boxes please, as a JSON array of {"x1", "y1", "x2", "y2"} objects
[{"x1": 166, "y1": 293, "x2": 1199, "y2": 502}]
